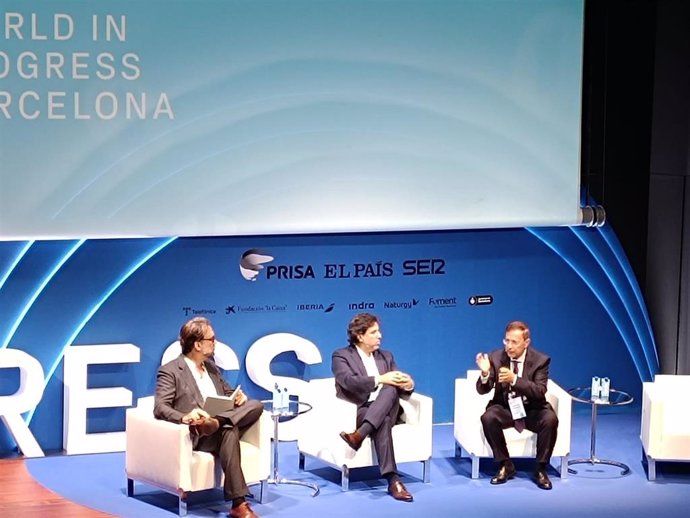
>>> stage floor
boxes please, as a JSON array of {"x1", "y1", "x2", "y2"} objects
[{"x1": 24, "y1": 411, "x2": 690, "y2": 517}]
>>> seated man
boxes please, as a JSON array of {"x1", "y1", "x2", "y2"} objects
[
  {"x1": 332, "y1": 312, "x2": 415, "y2": 502},
  {"x1": 154, "y1": 317, "x2": 263, "y2": 518},
  {"x1": 475, "y1": 320, "x2": 559, "y2": 490}
]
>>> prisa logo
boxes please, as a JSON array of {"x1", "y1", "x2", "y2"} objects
[{"x1": 267, "y1": 264, "x2": 316, "y2": 279}]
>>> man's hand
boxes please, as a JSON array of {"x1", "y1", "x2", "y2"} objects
[
  {"x1": 378, "y1": 370, "x2": 414, "y2": 389},
  {"x1": 234, "y1": 388, "x2": 248, "y2": 407},
  {"x1": 181, "y1": 408, "x2": 210, "y2": 424},
  {"x1": 498, "y1": 366, "x2": 516, "y2": 385},
  {"x1": 397, "y1": 372, "x2": 415, "y2": 391},
  {"x1": 475, "y1": 353, "x2": 490, "y2": 375}
]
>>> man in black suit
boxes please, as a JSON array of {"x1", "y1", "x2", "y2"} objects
[
  {"x1": 475, "y1": 320, "x2": 558, "y2": 490},
  {"x1": 332, "y1": 313, "x2": 415, "y2": 502},
  {"x1": 154, "y1": 317, "x2": 263, "y2": 518}
]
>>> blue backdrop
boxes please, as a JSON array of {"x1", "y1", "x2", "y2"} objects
[{"x1": 0, "y1": 225, "x2": 657, "y2": 454}]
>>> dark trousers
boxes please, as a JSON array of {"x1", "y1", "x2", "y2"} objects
[
  {"x1": 480, "y1": 403, "x2": 558, "y2": 465},
  {"x1": 356, "y1": 384, "x2": 402, "y2": 477},
  {"x1": 196, "y1": 399, "x2": 263, "y2": 500}
]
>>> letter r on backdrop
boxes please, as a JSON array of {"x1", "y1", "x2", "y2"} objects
[{"x1": 0, "y1": 348, "x2": 45, "y2": 457}]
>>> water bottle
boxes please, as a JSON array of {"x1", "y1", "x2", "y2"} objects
[
  {"x1": 591, "y1": 376, "x2": 601, "y2": 399},
  {"x1": 272, "y1": 383, "x2": 282, "y2": 413},
  {"x1": 600, "y1": 377, "x2": 610, "y2": 400},
  {"x1": 280, "y1": 386, "x2": 290, "y2": 413},
  {"x1": 289, "y1": 393, "x2": 299, "y2": 414}
]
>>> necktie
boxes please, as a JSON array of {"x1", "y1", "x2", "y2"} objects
[{"x1": 511, "y1": 360, "x2": 525, "y2": 432}]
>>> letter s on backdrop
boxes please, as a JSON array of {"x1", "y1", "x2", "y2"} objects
[{"x1": 245, "y1": 333, "x2": 322, "y2": 441}]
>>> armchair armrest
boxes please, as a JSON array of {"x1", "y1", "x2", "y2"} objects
[
  {"x1": 241, "y1": 410, "x2": 272, "y2": 450},
  {"x1": 641, "y1": 381, "x2": 659, "y2": 453},
  {"x1": 125, "y1": 406, "x2": 194, "y2": 491},
  {"x1": 400, "y1": 392, "x2": 432, "y2": 427},
  {"x1": 453, "y1": 374, "x2": 491, "y2": 455},
  {"x1": 546, "y1": 379, "x2": 572, "y2": 455},
  {"x1": 641, "y1": 382, "x2": 689, "y2": 457},
  {"x1": 302, "y1": 394, "x2": 358, "y2": 436}
]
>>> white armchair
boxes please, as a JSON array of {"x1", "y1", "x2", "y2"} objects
[
  {"x1": 297, "y1": 377, "x2": 433, "y2": 490},
  {"x1": 125, "y1": 396, "x2": 272, "y2": 516},
  {"x1": 454, "y1": 369, "x2": 572, "y2": 479},
  {"x1": 641, "y1": 374, "x2": 690, "y2": 481}
]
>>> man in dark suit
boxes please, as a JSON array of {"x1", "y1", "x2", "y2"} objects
[
  {"x1": 154, "y1": 317, "x2": 263, "y2": 518},
  {"x1": 332, "y1": 313, "x2": 415, "y2": 502},
  {"x1": 475, "y1": 320, "x2": 558, "y2": 490}
]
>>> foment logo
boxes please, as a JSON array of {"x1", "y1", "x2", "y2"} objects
[{"x1": 239, "y1": 249, "x2": 274, "y2": 281}]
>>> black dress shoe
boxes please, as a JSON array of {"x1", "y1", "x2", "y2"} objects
[
  {"x1": 197, "y1": 417, "x2": 220, "y2": 437},
  {"x1": 534, "y1": 468, "x2": 552, "y2": 490},
  {"x1": 387, "y1": 480, "x2": 413, "y2": 502},
  {"x1": 339, "y1": 430, "x2": 364, "y2": 451},
  {"x1": 490, "y1": 462, "x2": 516, "y2": 485}
]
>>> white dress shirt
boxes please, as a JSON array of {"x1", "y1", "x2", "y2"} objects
[
  {"x1": 184, "y1": 356, "x2": 218, "y2": 402},
  {"x1": 356, "y1": 346, "x2": 382, "y2": 402}
]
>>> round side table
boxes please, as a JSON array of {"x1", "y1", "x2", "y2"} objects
[
  {"x1": 567, "y1": 386, "x2": 633, "y2": 475},
  {"x1": 261, "y1": 400, "x2": 320, "y2": 496}
]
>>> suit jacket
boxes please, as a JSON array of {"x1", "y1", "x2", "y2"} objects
[
  {"x1": 476, "y1": 347, "x2": 552, "y2": 411},
  {"x1": 153, "y1": 354, "x2": 235, "y2": 423},
  {"x1": 332, "y1": 345, "x2": 411, "y2": 406}
]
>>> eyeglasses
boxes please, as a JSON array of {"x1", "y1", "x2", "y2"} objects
[
  {"x1": 502, "y1": 338, "x2": 522, "y2": 346},
  {"x1": 200, "y1": 336, "x2": 216, "y2": 343}
]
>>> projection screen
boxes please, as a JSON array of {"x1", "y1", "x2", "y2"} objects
[{"x1": 0, "y1": 0, "x2": 584, "y2": 240}]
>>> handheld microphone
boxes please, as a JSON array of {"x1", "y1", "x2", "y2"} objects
[{"x1": 499, "y1": 364, "x2": 511, "y2": 392}]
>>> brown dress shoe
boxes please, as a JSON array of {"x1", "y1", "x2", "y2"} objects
[
  {"x1": 387, "y1": 480, "x2": 413, "y2": 502},
  {"x1": 229, "y1": 501, "x2": 260, "y2": 518},
  {"x1": 339, "y1": 430, "x2": 364, "y2": 451},
  {"x1": 196, "y1": 417, "x2": 220, "y2": 437}
]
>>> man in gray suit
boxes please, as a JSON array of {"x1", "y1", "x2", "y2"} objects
[
  {"x1": 332, "y1": 313, "x2": 415, "y2": 502},
  {"x1": 475, "y1": 320, "x2": 558, "y2": 490},
  {"x1": 154, "y1": 317, "x2": 263, "y2": 518}
]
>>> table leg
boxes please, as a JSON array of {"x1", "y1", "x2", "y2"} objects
[
  {"x1": 266, "y1": 415, "x2": 320, "y2": 496},
  {"x1": 568, "y1": 403, "x2": 630, "y2": 476},
  {"x1": 590, "y1": 398, "x2": 598, "y2": 460},
  {"x1": 272, "y1": 414, "x2": 280, "y2": 481}
]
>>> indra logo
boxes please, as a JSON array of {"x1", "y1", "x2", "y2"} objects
[
  {"x1": 239, "y1": 249, "x2": 274, "y2": 281},
  {"x1": 348, "y1": 301, "x2": 375, "y2": 310}
]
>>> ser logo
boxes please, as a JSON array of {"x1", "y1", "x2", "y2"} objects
[{"x1": 402, "y1": 259, "x2": 445, "y2": 276}]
